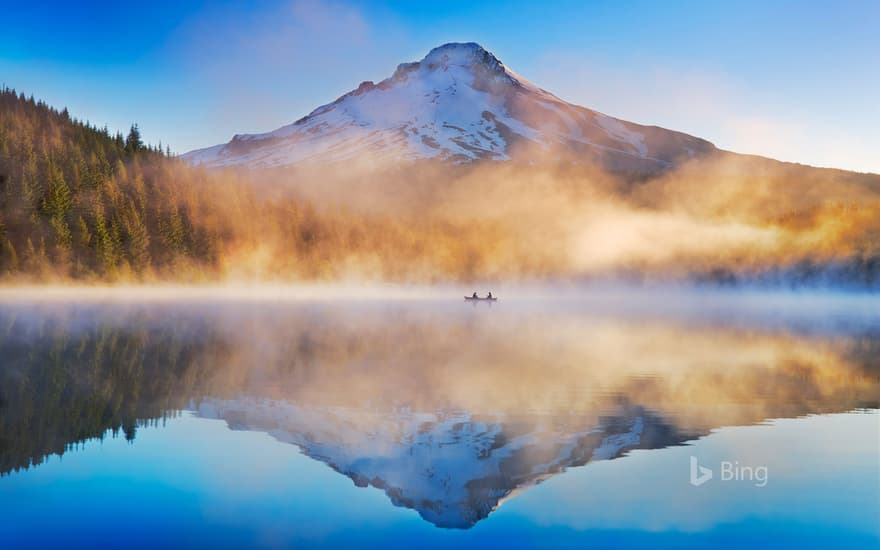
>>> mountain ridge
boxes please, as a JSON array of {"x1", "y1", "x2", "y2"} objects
[{"x1": 183, "y1": 42, "x2": 716, "y2": 173}]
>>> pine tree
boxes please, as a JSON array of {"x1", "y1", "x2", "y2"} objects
[
  {"x1": 161, "y1": 206, "x2": 188, "y2": 255},
  {"x1": 93, "y1": 197, "x2": 117, "y2": 275},
  {"x1": 21, "y1": 146, "x2": 40, "y2": 220},
  {"x1": 124, "y1": 124, "x2": 143, "y2": 155},
  {"x1": 43, "y1": 158, "x2": 73, "y2": 251},
  {"x1": 23, "y1": 237, "x2": 49, "y2": 277},
  {"x1": 76, "y1": 216, "x2": 92, "y2": 249},
  {"x1": 124, "y1": 202, "x2": 150, "y2": 272},
  {"x1": 1, "y1": 239, "x2": 18, "y2": 274}
]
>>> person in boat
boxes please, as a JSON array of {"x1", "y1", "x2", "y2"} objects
[
  {"x1": 487, "y1": 292, "x2": 493, "y2": 299},
  {"x1": 472, "y1": 292, "x2": 478, "y2": 298}
]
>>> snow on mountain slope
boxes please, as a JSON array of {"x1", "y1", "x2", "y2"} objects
[
  {"x1": 195, "y1": 398, "x2": 691, "y2": 529},
  {"x1": 183, "y1": 42, "x2": 714, "y2": 172}
]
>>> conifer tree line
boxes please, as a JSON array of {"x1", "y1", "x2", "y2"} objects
[{"x1": 0, "y1": 87, "x2": 205, "y2": 280}]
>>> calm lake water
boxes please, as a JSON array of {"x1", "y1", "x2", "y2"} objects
[{"x1": 1, "y1": 288, "x2": 878, "y2": 549}]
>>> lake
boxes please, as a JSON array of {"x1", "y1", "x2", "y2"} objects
[{"x1": 0, "y1": 287, "x2": 878, "y2": 549}]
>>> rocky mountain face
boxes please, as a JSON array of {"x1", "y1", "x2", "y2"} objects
[{"x1": 183, "y1": 42, "x2": 714, "y2": 174}]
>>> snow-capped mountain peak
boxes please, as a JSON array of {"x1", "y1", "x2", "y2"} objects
[
  {"x1": 183, "y1": 42, "x2": 714, "y2": 172},
  {"x1": 405, "y1": 42, "x2": 506, "y2": 78}
]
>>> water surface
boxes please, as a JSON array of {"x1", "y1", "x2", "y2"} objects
[{"x1": 1, "y1": 289, "x2": 878, "y2": 548}]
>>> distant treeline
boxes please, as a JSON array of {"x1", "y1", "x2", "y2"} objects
[{"x1": 694, "y1": 256, "x2": 880, "y2": 290}]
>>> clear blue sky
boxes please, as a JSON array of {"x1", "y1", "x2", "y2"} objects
[{"x1": 2, "y1": 0, "x2": 877, "y2": 172}]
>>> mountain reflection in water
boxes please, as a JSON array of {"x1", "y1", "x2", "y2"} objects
[{"x1": 0, "y1": 292, "x2": 878, "y2": 529}]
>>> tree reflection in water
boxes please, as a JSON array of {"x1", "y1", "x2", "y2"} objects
[{"x1": 0, "y1": 298, "x2": 877, "y2": 526}]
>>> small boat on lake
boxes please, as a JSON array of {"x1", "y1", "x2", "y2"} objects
[{"x1": 464, "y1": 295, "x2": 498, "y2": 302}]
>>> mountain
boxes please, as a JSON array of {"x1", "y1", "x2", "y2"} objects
[
  {"x1": 1, "y1": 85, "x2": 877, "y2": 286},
  {"x1": 183, "y1": 42, "x2": 715, "y2": 173}
]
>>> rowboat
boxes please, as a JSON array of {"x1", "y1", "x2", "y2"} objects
[{"x1": 464, "y1": 296, "x2": 498, "y2": 301}]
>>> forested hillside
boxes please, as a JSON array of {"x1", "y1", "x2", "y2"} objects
[
  {"x1": 0, "y1": 89, "x2": 877, "y2": 286},
  {"x1": 0, "y1": 89, "x2": 579, "y2": 282},
  {"x1": 0, "y1": 88, "x2": 211, "y2": 279}
]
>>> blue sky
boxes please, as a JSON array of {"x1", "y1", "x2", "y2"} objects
[{"x1": 2, "y1": 0, "x2": 877, "y2": 172}]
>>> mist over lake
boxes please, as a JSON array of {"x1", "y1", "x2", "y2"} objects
[{"x1": 1, "y1": 287, "x2": 877, "y2": 548}]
